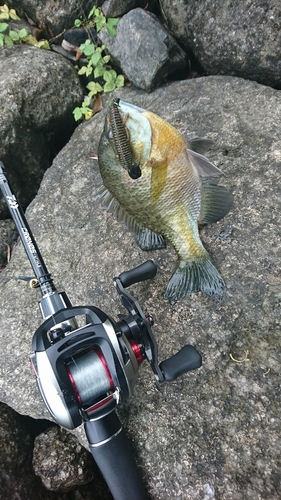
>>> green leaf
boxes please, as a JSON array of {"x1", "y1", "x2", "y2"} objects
[
  {"x1": 91, "y1": 51, "x2": 101, "y2": 66},
  {"x1": 106, "y1": 18, "x2": 118, "y2": 36},
  {"x1": 74, "y1": 19, "x2": 82, "y2": 27},
  {"x1": 0, "y1": 22, "x2": 8, "y2": 33},
  {"x1": 88, "y1": 6, "x2": 96, "y2": 19},
  {"x1": 0, "y1": 13, "x2": 9, "y2": 20},
  {"x1": 79, "y1": 39, "x2": 90, "y2": 51},
  {"x1": 108, "y1": 18, "x2": 119, "y2": 27},
  {"x1": 87, "y1": 81, "x2": 103, "y2": 93},
  {"x1": 9, "y1": 9, "x2": 20, "y2": 21},
  {"x1": 82, "y1": 97, "x2": 91, "y2": 107},
  {"x1": 103, "y1": 81, "x2": 116, "y2": 92},
  {"x1": 78, "y1": 65, "x2": 88, "y2": 75},
  {"x1": 103, "y1": 69, "x2": 115, "y2": 82},
  {"x1": 115, "y1": 74, "x2": 125, "y2": 88},
  {"x1": 94, "y1": 66, "x2": 105, "y2": 78},
  {"x1": 73, "y1": 107, "x2": 83, "y2": 121},
  {"x1": 95, "y1": 16, "x2": 106, "y2": 32},
  {"x1": 9, "y1": 30, "x2": 20, "y2": 41},
  {"x1": 106, "y1": 24, "x2": 117, "y2": 36},
  {"x1": 83, "y1": 43, "x2": 96, "y2": 57},
  {"x1": 0, "y1": 33, "x2": 4, "y2": 46},
  {"x1": 103, "y1": 55, "x2": 110, "y2": 64},
  {"x1": 36, "y1": 39, "x2": 50, "y2": 49},
  {"x1": 109, "y1": 69, "x2": 117, "y2": 79},
  {"x1": 18, "y1": 28, "x2": 28, "y2": 39},
  {"x1": 4, "y1": 35, "x2": 13, "y2": 45}
]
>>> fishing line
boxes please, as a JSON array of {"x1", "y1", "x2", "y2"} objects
[{"x1": 67, "y1": 349, "x2": 114, "y2": 405}]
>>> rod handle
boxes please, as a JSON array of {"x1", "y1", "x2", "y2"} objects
[{"x1": 85, "y1": 412, "x2": 148, "y2": 500}]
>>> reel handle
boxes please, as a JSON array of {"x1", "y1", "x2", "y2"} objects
[
  {"x1": 118, "y1": 260, "x2": 157, "y2": 288},
  {"x1": 159, "y1": 345, "x2": 202, "y2": 382},
  {"x1": 85, "y1": 412, "x2": 148, "y2": 500}
]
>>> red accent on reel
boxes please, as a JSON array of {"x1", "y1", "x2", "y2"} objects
[
  {"x1": 130, "y1": 341, "x2": 144, "y2": 365},
  {"x1": 86, "y1": 393, "x2": 115, "y2": 414},
  {"x1": 66, "y1": 365, "x2": 83, "y2": 405}
]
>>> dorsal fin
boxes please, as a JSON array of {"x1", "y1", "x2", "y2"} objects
[{"x1": 189, "y1": 138, "x2": 214, "y2": 155}]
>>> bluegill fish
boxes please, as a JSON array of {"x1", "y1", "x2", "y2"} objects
[{"x1": 98, "y1": 99, "x2": 233, "y2": 300}]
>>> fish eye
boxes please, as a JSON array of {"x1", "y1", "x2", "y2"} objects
[{"x1": 129, "y1": 163, "x2": 142, "y2": 179}]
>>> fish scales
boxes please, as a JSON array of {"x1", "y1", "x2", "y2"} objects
[{"x1": 98, "y1": 100, "x2": 233, "y2": 300}]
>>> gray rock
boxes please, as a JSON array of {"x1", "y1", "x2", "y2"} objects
[
  {"x1": 0, "y1": 219, "x2": 17, "y2": 270},
  {"x1": 101, "y1": 0, "x2": 146, "y2": 18},
  {"x1": 159, "y1": 0, "x2": 281, "y2": 88},
  {"x1": 0, "y1": 402, "x2": 111, "y2": 498},
  {"x1": 0, "y1": 45, "x2": 83, "y2": 218},
  {"x1": 33, "y1": 427, "x2": 97, "y2": 492},
  {"x1": 0, "y1": 402, "x2": 58, "y2": 499},
  {"x1": 5, "y1": 0, "x2": 98, "y2": 37},
  {"x1": 99, "y1": 8, "x2": 188, "y2": 91},
  {"x1": 1, "y1": 76, "x2": 281, "y2": 499}
]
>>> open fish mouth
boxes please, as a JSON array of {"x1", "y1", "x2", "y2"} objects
[{"x1": 107, "y1": 98, "x2": 152, "y2": 178}]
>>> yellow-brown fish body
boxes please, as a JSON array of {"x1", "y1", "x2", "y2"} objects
[{"x1": 98, "y1": 100, "x2": 233, "y2": 300}]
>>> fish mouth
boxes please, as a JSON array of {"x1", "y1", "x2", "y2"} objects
[{"x1": 107, "y1": 99, "x2": 152, "y2": 176}]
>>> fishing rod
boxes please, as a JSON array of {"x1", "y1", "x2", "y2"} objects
[{"x1": 0, "y1": 161, "x2": 202, "y2": 500}]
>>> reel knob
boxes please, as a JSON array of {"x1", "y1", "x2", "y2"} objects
[{"x1": 159, "y1": 345, "x2": 202, "y2": 382}]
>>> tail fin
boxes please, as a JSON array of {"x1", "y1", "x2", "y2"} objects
[{"x1": 163, "y1": 258, "x2": 226, "y2": 301}]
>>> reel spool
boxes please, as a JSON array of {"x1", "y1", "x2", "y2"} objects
[{"x1": 67, "y1": 348, "x2": 114, "y2": 406}]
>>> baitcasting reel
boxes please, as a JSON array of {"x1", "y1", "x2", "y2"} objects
[
  {"x1": 30, "y1": 260, "x2": 202, "y2": 430},
  {"x1": 0, "y1": 162, "x2": 202, "y2": 500}
]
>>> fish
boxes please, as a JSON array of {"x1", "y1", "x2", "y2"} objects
[{"x1": 98, "y1": 99, "x2": 233, "y2": 301}]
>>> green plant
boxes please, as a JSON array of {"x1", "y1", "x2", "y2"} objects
[
  {"x1": 0, "y1": 4, "x2": 27, "y2": 45},
  {"x1": 0, "y1": 4, "x2": 50, "y2": 48},
  {"x1": 74, "y1": 5, "x2": 118, "y2": 35},
  {"x1": 72, "y1": 6, "x2": 124, "y2": 121}
]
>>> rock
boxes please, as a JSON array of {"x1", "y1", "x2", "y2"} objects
[
  {"x1": 159, "y1": 0, "x2": 281, "y2": 88},
  {"x1": 0, "y1": 219, "x2": 17, "y2": 270},
  {"x1": 101, "y1": 0, "x2": 146, "y2": 18},
  {"x1": 0, "y1": 45, "x2": 83, "y2": 218},
  {"x1": 0, "y1": 402, "x2": 58, "y2": 499},
  {"x1": 98, "y1": 8, "x2": 188, "y2": 91},
  {"x1": 0, "y1": 402, "x2": 111, "y2": 499},
  {"x1": 0, "y1": 76, "x2": 281, "y2": 498},
  {"x1": 33, "y1": 426, "x2": 104, "y2": 494},
  {"x1": 5, "y1": 0, "x2": 98, "y2": 38}
]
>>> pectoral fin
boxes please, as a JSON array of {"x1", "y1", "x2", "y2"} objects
[
  {"x1": 134, "y1": 227, "x2": 166, "y2": 251},
  {"x1": 199, "y1": 178, "x2": 233, "y2": 224},
  {"x1": 188, "y1": 149, "x2": 223, "y2": 177}
]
